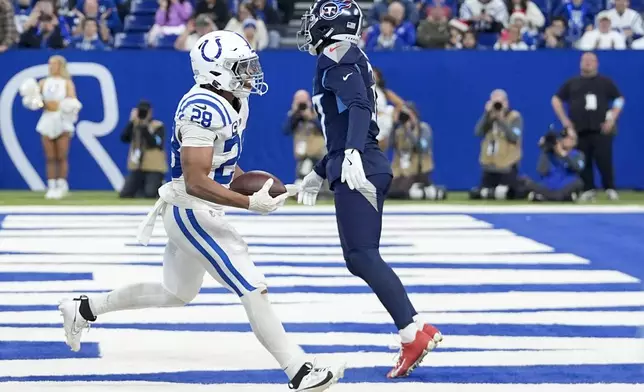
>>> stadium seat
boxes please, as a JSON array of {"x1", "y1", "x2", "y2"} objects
[
  {"x1": 156, "y1": 34, "x2": 180, "y2": 49},
  {"x1": 114, "y1": 32, "x2": 147, "y2": 49},
  {"x1": 124, "y1": 14, "x2": 155, "y2": 32},
  {"x1": 130, "y1": 0, "x2": 159, "y2": 15}
]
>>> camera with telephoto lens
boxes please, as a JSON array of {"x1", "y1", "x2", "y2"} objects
[
  {"x1": 137, "y1": 100, "x2": 151, "y2": 120},
  {"x1": 297, "y1": 103, "x2": 308, "y2": 111},
  {"x1": 492, "y1": 101, "x2": 503, "y2": 111},
  {"x1": 398, "y1": 110, "x2": 411, "y2": 124}
]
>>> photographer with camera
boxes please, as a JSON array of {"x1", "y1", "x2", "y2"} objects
[
  {"x1": 389, "y1": 103, "x2": 446, "y2": 201},
  {"x1": 470, "y1": 89, "x2": 523, "y2": 200},
  {"x1": 525, "y1": 128, "x2": 584, "y2": 202},
  {"x1": 284, "y1": 90, "x2": 327, "y2": 184},
  {"x1": 119, "y1": 100, "x2": 167, "y2": 199}
]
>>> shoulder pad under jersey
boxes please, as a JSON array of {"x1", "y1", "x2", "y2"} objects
[
  {"x1": 317, "y1": 42, "x2": 364, "y2": 70},
  {"x1": 176, "y1": 92, "x2": 234, "y2": 131}
]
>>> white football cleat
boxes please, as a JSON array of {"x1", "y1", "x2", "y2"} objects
[
  {"x1": 58, "y1": 297, "x2": 91, "y2": 352},
  {"x1": 289, "y1": 362, "x2": 346, "y2": 392}
]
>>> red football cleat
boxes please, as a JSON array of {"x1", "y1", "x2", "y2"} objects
[
  {"x1": 422, "y1": 323, "x2": 443, "y2": 346},
  {"x1": 387, "y1": 330, "x2": 435, "y2": 379}
]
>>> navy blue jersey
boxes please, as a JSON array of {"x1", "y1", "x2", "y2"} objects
[{"x1": 311, "y1": 41, "x2": 392, "y2": 186}]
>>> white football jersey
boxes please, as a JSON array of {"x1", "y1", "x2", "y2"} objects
[{"x1": 164, "y1": 85, "x2": 249, "y2": 209}]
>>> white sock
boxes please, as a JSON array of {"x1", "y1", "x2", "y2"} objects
[
  {"x1": 57, "y1": 178, "x2": 68, "y2": 191},
  {"x1": 399, "y1": 322, "x2": 419, "y2": 344},
  {"x1": 89, "y1": 282, "x2": 185, "y2": 316},
  {"x1": 413, "y1": 315, "x2": 425, "y2": 330},
  {"x1": 241, "y1": 289, "x2": 306, "y2": 380},
  {"x1": 48, "y1": 179, "x2": 56, "y2": 189}
]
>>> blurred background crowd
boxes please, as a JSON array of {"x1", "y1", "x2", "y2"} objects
[{"x1": 1, "y1": 0, "x2": 644, "y2": 51}]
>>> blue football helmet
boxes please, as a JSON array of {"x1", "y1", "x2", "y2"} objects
[{"x1": 297, "y1": 0, "x2": 364, "y2": 56}]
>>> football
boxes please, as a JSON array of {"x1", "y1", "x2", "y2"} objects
[{"x1": 229, "y1": 170, "x2": 287, "y2": 197}]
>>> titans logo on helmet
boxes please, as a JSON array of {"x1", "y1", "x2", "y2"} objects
[{"x1": 319, "y1": 0, "x2": 352, "y2": 20}]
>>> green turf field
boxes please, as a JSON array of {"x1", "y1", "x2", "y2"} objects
[{"x1": 1, "y1": 190, "x2": 643, "y2": 206}]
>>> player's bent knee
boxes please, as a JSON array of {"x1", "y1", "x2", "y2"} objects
[
  {"x1": 344, "y1": 248, "x2": 382, "y2": 277},
  {"x1": 163, "y1": 285, "x2": 199, "y2": 306}
]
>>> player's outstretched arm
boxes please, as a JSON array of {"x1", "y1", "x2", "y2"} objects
[{"x1": 182, "y1": 146, "x2": 251, "y2": 209}]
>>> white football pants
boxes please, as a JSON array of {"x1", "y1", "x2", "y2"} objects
[{"x1": 163, "y1": 205, "x2": 266, "y2": 298}]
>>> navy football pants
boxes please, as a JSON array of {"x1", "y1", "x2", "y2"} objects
[{"x1": 333, "y1": 173, "x2": 417, "y2": 330}]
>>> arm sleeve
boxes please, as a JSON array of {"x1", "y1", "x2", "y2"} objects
[
  {"x1": 497, "y1": 112, "x2": 523, "y2": 143},
  {"x1": 606, "y1": 78, "x2": 622, "y2": 101},
  {"x1": 140, "y1": 123, "x2": 165, "y2": 149},
  {"x1": 180, "y1": 123, "x2": 218, "y2": 147},
  {"x1": 120, "y1": 121, "x2": 134, "y2": 143},
  {"x1": 536, "y1": 151, "x2": 551, "y2": 176},
  {"x1": 313, "y1": 155, "x2": 329, "y2": 179},
  {"x1": 555, "y1": 79, "x2": 571, "y2": 101},
  {"x1": 322, "y1": 64, "x2": 372, "y2": 152},
  {"x1": 475, "y1": 112, "x2": 492, "y2": 137}
]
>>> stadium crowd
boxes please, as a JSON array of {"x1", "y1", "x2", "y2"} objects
[{"x1": 1, "y1": 0, "x2": 644, "y2": 52}]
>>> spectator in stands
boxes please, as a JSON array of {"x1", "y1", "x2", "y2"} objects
[
  {"x1": 19, "y1": 13, "x2": 66, "y2": 48},
  {"x1": 70, "y1": 17, "x2": 107, "y2": 49},
  {"x1": 604, "y1": 0, "x2": 643, "y2": 46},
  {"x1": 364, "y1": 15, "x2": 409, "y2": 50},
  {"x1": 578, "y1": 11, "x2": 626, "y2": 49},
  {"x1": 369, "y1": 0, "x2": 419, "y2": 25},
  {"x1": 174, "y1": 14, "x2": 215, "y2": 51},
  {"x1": 470, "y1": 89, "x2": 523, "y2": 200},
  {"x1": 251, "y1": 0, "x2": 280, "y2": 48},
  {"x1": 526, "y1": 128, "x2": 584, "y2": 202},
  {"x1": 74, "y1": 0, "x2": 121, "y2": 36},
  {"x1": 389, "y1": 103, "x2": 446, "y2": 201},
  {"x1": 416, "y1": 4, "x2": 451, "y2": 48},
  {"x1": 507, "y1": 12, "x2": 537, "y2": 46},
  {"x1": 503, "y1": 0, "x2": 544, "y2": 33},
  {"x1": 364, "y1": 2, "x2": 416, "y2": 49},
  {"x1": 193, "y1": 0, "x2": 229, "y2": 30},
  {"x1": 252, "y1": 0, "x2": 279, "y2": 24},
  {"x1": 540, "y1": 16, "x2": 571, "y2": 48},
  {"x1": 552, "y1": 0, "x2": 595, "y2": 44},
  {"x1": 419, "y1": 0, "x2": 452, "y2": 19},
  {"x1": 462, "y1": 29, "x2": 481, "y2": 49},
  {"x1": 73, "y1": 0, "x2": 112, "y2": 43},
  {"x1": 494, "y1": 24, "x2": 531, "y2": 49},
  {"x1": 148, "y1": 0, "x2": 192, "y2": 46},
  {"x1": 0, "y1": 0, "x2": 18, "y2": 52},
  {"x1": 460, "y1": 0, "x2": 508, "y2": 33},
  {"x1": 21, "y1": 0, "x2": 72, "y2": 45},
  {"x1": 445, "y1": 18, "x2": 469, "y2": 48},
  {"x1": 13, "y1": 0, "x2": 33, "y2": 34},
  {"x1": 224, "y1": 2, "x2": 268, "y2": 50},
  {"x1": 120, "y1": 100, "x2": 167, "y2": 199}
]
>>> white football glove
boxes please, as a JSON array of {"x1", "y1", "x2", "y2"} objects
[
  {"x1": 248, "y1": 179, "x2": 289, "y2": 215},
  {"x1": 297, "y1": 171, "x2": 324, "y2": 206},
  {"x1": 341, "y1": 148, "x2": 368, "y2": 190}
]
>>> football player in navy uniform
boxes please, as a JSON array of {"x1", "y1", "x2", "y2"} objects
[{"x1": 296, "y1": 0, "x2": 443, "y2": 379}]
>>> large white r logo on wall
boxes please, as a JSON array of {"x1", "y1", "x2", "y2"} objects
[{"x1": 0, "y1": 62, "x2": 124, "y2": 191}]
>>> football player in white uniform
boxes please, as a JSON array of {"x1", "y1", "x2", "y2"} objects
[{"x1": 58, "y1": 31, "x2": 345, "y2": 392}]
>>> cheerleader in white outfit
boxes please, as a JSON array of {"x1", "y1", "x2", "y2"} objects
[{"x1": 35, "y1": 55, "x2": 79, "y2": 199}]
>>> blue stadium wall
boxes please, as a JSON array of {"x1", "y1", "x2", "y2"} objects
[{"x1": 1, "y1": 50, "x2": 643, "y2": 191}]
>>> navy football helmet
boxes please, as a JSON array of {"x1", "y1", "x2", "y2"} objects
[{"x1": 297, "y1": 0, "x2": 364, "y2": 56}]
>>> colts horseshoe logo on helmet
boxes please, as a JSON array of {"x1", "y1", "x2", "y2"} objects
[{"x1": 319, "y1": 0, "x2": 352, "y2": 20}]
